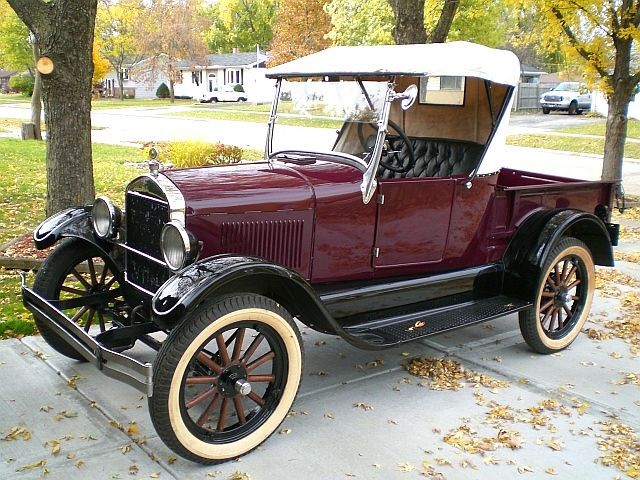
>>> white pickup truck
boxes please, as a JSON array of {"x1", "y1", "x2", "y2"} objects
[
  {"x1": 539, "y1": 81, "x2": 591, "y2": 114},
  {"x1": 199, "y1": 84, "x2": 248, "y2": 103}
]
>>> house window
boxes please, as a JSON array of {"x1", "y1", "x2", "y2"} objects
[
  {"x1": 121, "y1": 68, "x2": 129, "y2": 81},
  {"x1": 225, "y1": 68, "x2": 243, "y2": 86},
  {"x1": 191, "y1": 71, "x2": 202, "y2": 86},
  {"x1": 419, "y1": 76, "x2": 466, "y2": 105},
  {"x1": 208, "y1": 73, "x2": 216, "y2": 92}
]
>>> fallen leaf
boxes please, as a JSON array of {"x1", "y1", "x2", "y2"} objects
[
  {"x1": 397, "y1": 462, "x2": 414, "y2": 472},
  {"x1": 16, "y1": 459, "x2": 46, "y2": 472},
  {"x1": 127, "y1": 422, "x2": 139, "y2": 435},
  {"x1": 46, "y1": 439, "x2": 61, "y2": 455},
  {"x1": 545, "y1": 467, "x2": 558, "y2": 475},
  {"x1": 3, "y1": 426, "x2": 31, "y2": 442},
  {"x1": 279, "y1": 429, "x2": 291, "y2": 435},
  {"x1": 353, "y1": 402, "x2": 374, "y2": 411}
]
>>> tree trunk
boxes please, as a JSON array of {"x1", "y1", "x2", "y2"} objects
[
  {"x1": 30, "y1": 37, "x2": 42, "y2": 140},
  {"x1": 388, "y1": 0, "x2": 426, "y2": 44},
  {"x1": 601, "y1": 89, "x2": 630, "y2": 183},
  {"x1": 117, "y1": 70, "x2": 125, "y2": 100},
  {"x1": 7, "y1": 0, "x2": 97, "y2": 216},
  {"x1": 169, "y1": 78, "x2": 175, "y2": 103},
  {"x1": 427, "y1": 0, "x2": 459, "y2": 43}
]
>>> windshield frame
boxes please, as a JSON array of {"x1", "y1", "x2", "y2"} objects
[{"x1": 265, "y1": 76, "x2": 397, "y2": 203}]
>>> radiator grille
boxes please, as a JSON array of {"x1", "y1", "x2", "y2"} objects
[
  {"x1": 220, "y1": 220, "x2": 304, "y2": 269},
  {"x1": 125, "y1": 191, "x2": 171, "y2": 292}
]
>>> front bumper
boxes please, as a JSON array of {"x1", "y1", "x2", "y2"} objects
[
  {"x1": 21, "y1": 274, "x2": 153, "y2": 396},
  {"x1": 540, "y1": 101, "x2": 570, "y2": 110}
]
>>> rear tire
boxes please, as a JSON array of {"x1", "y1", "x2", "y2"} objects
[
  {"x1": 149, "y1": 294, "x2": 303, "y2": 464},
  {"x1": 519, "y1": 238, "x2": 594, "y2": 354}
]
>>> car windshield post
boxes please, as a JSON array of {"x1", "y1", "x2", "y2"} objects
[
  {"x1": 265, "y1": 78, "x2": 282, "y2": 160},
  {"x1": 360, "y1": 79, "x2": 396, "y2": 204}
]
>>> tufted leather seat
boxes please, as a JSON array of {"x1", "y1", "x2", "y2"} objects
[{"x1": 377, "y1": 137, "x2": 485, "y2": 179}]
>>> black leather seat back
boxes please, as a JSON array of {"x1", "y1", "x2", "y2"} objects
[{"x1": 377, "y1": 137, "x2": 485, "y2": 179}]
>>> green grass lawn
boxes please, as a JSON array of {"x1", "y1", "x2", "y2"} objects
[
  {"x1": 558, "y1": 119, "x2": 640, "y2": 139},
  {"x1": 0, "y1": 93, "x2": 29, "y2": 104},
  {"x1": 506, "y1": 134, "x2": 640, "y2": 159},
  {"x1": 91, "y1": 98, "x2": 196, "y2": 110},
  {"x1": 171, "y1": 108, "x2": 343, "y2": 129}
]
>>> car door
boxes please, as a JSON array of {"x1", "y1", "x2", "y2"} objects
[{"x1": 373, "y1": 177, "x2": 455, "y2": 270}]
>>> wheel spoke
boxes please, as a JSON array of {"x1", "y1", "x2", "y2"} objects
[
  {"x1": 566, "y1": 279, "x2": 581, "y2": 290},
  {"x1": 546, "y1": 273, "x2": 557, "y2": 290},
  {"x1": 99, "y1": 265, "x2": 110, "y2": 286},
  {"x1": 247, "y1": 391, "x2": 265, "y2": 407},
  {"x1": 186, "y1": 386, "x2": 217, "y2": 409},
  {"x1": 60, "y1": 285, "x2": 87, "y2": 296},
  {"x1": 83, "y1": 310, "x2": 95, "y2": 333},
  {"x1": 232, "y1": 327, "x2": 246, "y2": 362},
  {"x1": 247, "y1": 374, "x2": 275, "y2": 383},
  {"x1": 233, "y1": 397, "x2": 246, "y2": 424},
  {"x1": 196, "y1": 393, "x2": 220, "y2": 427},
  {"x1": 562, "y1": 304, "x2": 573, "y2": 318},
  {"x1": 541, "y1": 291, "x2": 555, "y2": 298},
  {"x1": 246, "y1": 351, "x2": 275, "y2": 372},
  {"x1": 540, "y1": 299, "x2": 554, "y2": 313},
  {"x1": 540, "y1": 309, "x2": 552, "y2": 329},
  {"x1": 551, "y1": 309, "x2": 558, "y2": 332},
  {"x1": 564, "y1": 263, "x2": 577, "y2": 284},
  {"x1": 70, "y1": 306, "x2": 89, "y2": 322},
  {"x1": 557, "y1": 308, "x2": 564, "y2": 330},
  {"x1": 196, "y1": 352, "x2": 223, "y2": 374},
  {"x1": 104, "y1": 276, "x2": 117, "y2": 290},
  {"x1": 97, "y1": 312, "x2": 106, "y2": 332},
  {"x1": 186, "y1": 376, "x2": 218, "y2": 385},
  {"x1": 217, "y1": 398, "x2": 230, "y2": 431},
  {"x1": 216, "y1": 335, "x2": 231, "y2": 366},
  {"x1": 560, "y1": 260, "x2": 569, "y2": 283},
  {"x1": 241, "y1": 334, "x2": 265, "y2": 365},
  {"x1": 71, "y1": 269, "x2": 92, "y2": 290},
  {"x1": 87, "y1": 258, "x2": 98, "y2": 286}
]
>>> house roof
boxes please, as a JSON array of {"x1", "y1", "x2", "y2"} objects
[
  {"x1": 266, "y1": 42, "x2": 521, "y2": 86},
  {"x1": 0, "y1": 70, "x2": 17, "y2": 78},
  {"x1": 521, "y1": 64, "x2": 546, "y2": 76},
  {"x1": 175, "y1": 51, "x2": 266, "y2": 69}
]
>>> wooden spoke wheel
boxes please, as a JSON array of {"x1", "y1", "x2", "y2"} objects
[
  {"x1": 33, "y1": 238, "x2": 123, "y2": 360},
  {"x1": 519, "y1": 237, "x2": 594, "y2": 354},
  {"x1": 150, "y1": 294, "x2": 303, "y2": 464}
]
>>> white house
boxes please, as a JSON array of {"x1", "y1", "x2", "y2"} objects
[
  {"x1": 102, "y1": 57, "x2": 169, "y2": 100},
  {"x1": 173, "y1": 49, "x2": 273, "y2": 102}
]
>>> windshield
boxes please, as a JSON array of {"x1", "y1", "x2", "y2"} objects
[
  {"x1": 554, "y1": 82, "x2": 580, "y2": 92},
  {"x1": 269, "y1": 78, "x2": 389, "y2": 159}
]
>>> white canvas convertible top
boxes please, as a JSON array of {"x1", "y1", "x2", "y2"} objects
[{"x1": 266, "y1": 42, "x2": 521, "y2": 87}]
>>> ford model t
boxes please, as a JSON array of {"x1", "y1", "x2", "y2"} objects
[{"x1": 22, "y1": 42, "x2": 619, "y2": 463}]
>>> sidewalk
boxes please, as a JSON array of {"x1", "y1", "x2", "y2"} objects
[{"x1": 1, "y1": 238, "x2": 639, "y2": 479}]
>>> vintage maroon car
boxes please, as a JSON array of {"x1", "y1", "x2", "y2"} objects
[{"x1": 22, "y1": 42, "x2": 619, "y2": 463}]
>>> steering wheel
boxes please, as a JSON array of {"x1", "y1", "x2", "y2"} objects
[{"x1": 357, "y1": 119, "x2": 416, "y2": 174}]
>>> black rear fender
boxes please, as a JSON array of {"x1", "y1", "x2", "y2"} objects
[
  {"x1": 503, "y1": 209, "x2": 614, "y2": 300},
  {"x1": 152, "y1": 255, "x2": 337, "y2": 334}
]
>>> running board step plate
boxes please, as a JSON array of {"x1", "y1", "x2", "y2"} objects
[{"x1": 343, "y1": 295, "x2": 531, "y2": 347}]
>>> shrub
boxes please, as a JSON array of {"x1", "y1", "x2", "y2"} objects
[
  {"x1": 156, "y1": 82, "x2": 170, "y2": 98},
  {"x1": 233, "y1": 84, "x2": 245, "y2": 93},
  {"x1": 9, "y1": 75, "x2": 34, "y2": 97},
  {"x1": 165, "y1": 140, "x2": 243, "y2": 168}
]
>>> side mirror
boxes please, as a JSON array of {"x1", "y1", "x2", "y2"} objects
[
  {"x1": 400, "y1": 84, "x2": 418, "y2": 110},
  {"x1": 391, "y1": 84, "x2": 418, "y2": 110}
]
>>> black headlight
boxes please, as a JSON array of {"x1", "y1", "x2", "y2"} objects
[
  {"x1": 92, "y1": 196, "x2": 121, "y2": 239},
  {"x1": 160, "y1": 221, "x2": 197, "y2": 271}
]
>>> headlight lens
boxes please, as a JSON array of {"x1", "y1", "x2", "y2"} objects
[
  {"x1": 92, "y1": 196, "x2": 121, "y2": 239},
  {"x1": 161, "y1": 221, "x2": 194, "y2": 271}
]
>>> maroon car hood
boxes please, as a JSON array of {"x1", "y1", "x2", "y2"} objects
[{"x1": 162, "y1": 162, "x2": 315, "y2": 215}]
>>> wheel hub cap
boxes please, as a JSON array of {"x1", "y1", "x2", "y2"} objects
[{"x1": 218, "y1": 364, "x2": 251, "y2": 398}]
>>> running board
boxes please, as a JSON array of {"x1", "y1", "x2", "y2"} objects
[{"x1": 342, "y1": 295, "x2": 531, "y2": 347}]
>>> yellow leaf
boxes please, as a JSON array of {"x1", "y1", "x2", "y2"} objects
[
  {"x1": 397, "y1": 462, "x2": 414, "y2": 472},
  {"x1": 127, "y1": 422, "x2": 139, "y2": 435},
  {"x1": 545, "y1": 467, "x2": 558, "y2": 475},
  {"x1": 16, "y1": 459, "x2": 46, "y2": 472}
]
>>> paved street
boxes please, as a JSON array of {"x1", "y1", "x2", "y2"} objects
[
  {"x1": 1, "y1": 103, "x2": 639, "y2": 479},
  {"x1": 2, "y1": 103, "x2": 640, "y2": 196}
]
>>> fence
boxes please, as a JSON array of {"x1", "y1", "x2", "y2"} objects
[{"x1": 513, "y1": 83, "x2": 558, "y2": 111}]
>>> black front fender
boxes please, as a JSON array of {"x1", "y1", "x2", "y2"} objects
[
  {"x1": 33, "y1": 206, "x2": 113, "y2": 259},
  {"x1": 503, "y1": 209, "x2": 614, "y2": 300},
  {"x1": 152, "y1": 255, "x2": 338, "y2": 333}
]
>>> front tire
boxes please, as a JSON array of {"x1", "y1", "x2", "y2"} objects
[
  {"x1": 542, "y1": 107, "x2": 550, "y2": 114},
  {"x1": 519, "y1": 237, "x2": 594, "y2": 354},
  {"x1": 33, "y1": 238, "x2": 123, "y2": 360},
  {"x1": 149, "y1": 294, "x2": 303, "y2": 464},
  {"x1": 568, "y1": 101, "x2": 578, "y2": 115}
]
